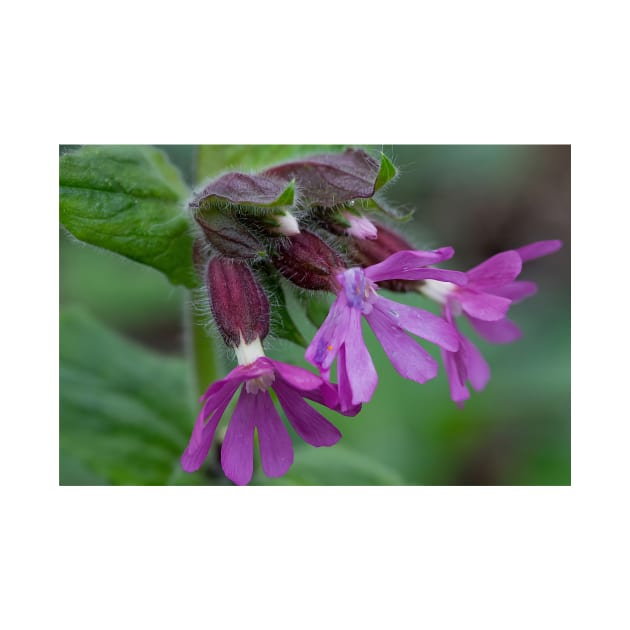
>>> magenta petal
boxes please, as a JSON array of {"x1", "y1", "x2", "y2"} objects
[
  {"x1": 342, "y1": 309, "x2": 378, "y2": 405},
  {"x1": 364, "y1": 248, "x2": 455, "y2": 282},
  {"x1": 441, "y1": 348, "x2": 470, "y2": 405},
  {"x1": 492, "y1": 280, "x2": 538, "y2": 303},
  {"x1": 276, "y1": 363, "x2": 361, "y2": 415},
  {"x1": 372, "y1": 296, "x2": 459, "y2": 351},
  {"x1": 516, "y1": 240, "x2": 562, "y2": 262},
  {"x1": 255, "y1": 391, "x2": 294, "y2": 479},
  {"x1": 270, "y1": 359, "x2": 323, "y2": 394},
  {"x1": 302, "y1": 375, "x2": 362, "y2": 417},
  {"x1": 274, "y1": 381, "x2": 342, "y2": 447},
  {"x1": 468, "y1": 315, "x2": 522, "y2": 344},
  {"x1": 456, "y1": 288, "x2": 512, "y2": 321},
  {"x1": 199, "y1": 365, "x2": 248, "y2": 402},
  {"x1": 181, "y1": 379, "x2": 241, "y2": 472},
  {"x1": 399, "y1": 268, "x2": 467, "y2": 284},
  {"x1": 336, "y1": 345, "x2": 355, "y2": 412},
  {"x1": 221, "y1": 387, "x2": 257, "y2": 485},
  {"x1": 305, "y1": 294, "x2": 351, "y2": 371},
  {"x1": 466, "y1": 251, "x2": 522, "y2": 290},
  {"x1": 459, "y1": 335, "x2": 490, "y2": 392},
  {"x1": 366, "y1": 306, "x2": 438, "y2": 384}
]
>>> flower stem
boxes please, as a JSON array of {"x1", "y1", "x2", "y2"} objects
[{"x1": 186, "y1": 298, "x2": 221, "y2": 400}]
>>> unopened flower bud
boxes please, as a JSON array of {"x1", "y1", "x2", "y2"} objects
[
  {"x1": 272, "y1": 230, "x2": 345, "y2": 292},
  {"x1": 341, "y1": 210, "x2": 377, "y2": 240},
  {"x1": 194, "y1": 208, "x2": 263, "y2": 259},
  {"x1": 263, "y1": 149, "x2": 385, "y2": 208},
  {"x1": 207, "y1": 257, "x2": 270, "y2": 346}
]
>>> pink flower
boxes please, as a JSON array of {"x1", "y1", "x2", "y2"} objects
[
  {"x1": 305, "y1": 248, "x2": 467, "y2": 411},
  {"x1": 181, "y1": 355, "x2": 351, "y2": 485},
  {"x1": 182, "y1": 255, "x2": 358, "y2": 486},
  {"x1": 420, "y1": 240, "x2": 563, "y2": 405}
]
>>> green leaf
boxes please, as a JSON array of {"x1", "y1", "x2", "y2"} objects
[
  {"x1": 59, "y1": 307, "x2": 207, "y2": 485},
  {"x1": 60, "y1": 145, "x2": 197, "y2": 288},
  {"x1": 256, "y1": 263, "x2": 307, "y2": 348},
  {"x1": 254, "y1": 445, "x2": 405, "y2": 485},
  {"x1": 196, "y1": 145, "x2": 344, "y2": 182},
  {"x1": 374, "y1": 152, "x2": 397, "y2": 191},
  {"x1": 272, "y1": 179, "x2": 295, "y2": 207}
]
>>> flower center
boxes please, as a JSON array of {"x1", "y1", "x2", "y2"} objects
[
  {"x1": 419, "y1": 279, "x2": 456, "y2": 305},
  {"x1": 245, "y1": 371, "x2": 275, "y2": 394},
  {"x1": 234, "y1": 336, "x2": 275, "y2": 394},
  {"x1": 341, "y1": 267, "x2": 377, "y2": 312}
]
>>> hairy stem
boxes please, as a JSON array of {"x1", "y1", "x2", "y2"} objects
[{"x1": 186, "y1": 299, "x2": 220, "y2": 399}]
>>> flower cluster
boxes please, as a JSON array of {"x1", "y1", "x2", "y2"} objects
[{"x1": 183, "y1": 149, "x2": 562, "y2": 484}]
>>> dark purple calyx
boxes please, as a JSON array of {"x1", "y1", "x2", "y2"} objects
[
  {"x1": 272, "y1": 230, "x2": 345, "y2": 292},
  {"x1": 191, "y1": 172, "x2": 295, "y2": 214},
  {"x1": 207, "y1": 257, "x2": 270, "y2": 346},
  {"x1": 195, "y1": 209, "x2": 264, "y2": 259},
  {"x1": 263, "y1": 149, "x2": 395, "y2": 208}
]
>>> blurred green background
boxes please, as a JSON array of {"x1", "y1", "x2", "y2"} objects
[{"x1": 59, "y1": 145, "x2": 570, "y2": 485}]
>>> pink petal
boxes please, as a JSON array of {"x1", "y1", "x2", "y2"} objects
[
  {"x1": 459, "y1": 335, "x2": 491, "y2": 392},
  {"x1": 342, "y1": 308, "x2": 378, "y2": 405},
  {"x1": 272, "y1": 359, "x2": 360, "y2": 415},
  {"x1": 467, "y1": 315, "x2": 522, "y2": 344},
  {"x1": 364, "y1": 248, "x2": 455, "y2": 282},
  {"x1": 441, "y1": 348, "x2": 470, "y2": 405},
  {"x1": 365, "y1": 306, "x2": 439, "y2": 384},
  {"x1": 274, "y1": 381, "x2": 342, "y2": 447},
  {"x1": 516, "y1": 240, "x2": 562, "y2": 262},
  {"x1": 305, "y1": 294, "x2": 351, "y2": 371},
  {"x1": 270, "y1": 359, "x2": 323, "y2": 394},
  {"x1": 255, "y1": 391, "x2": 294, "y2": 479},
  {"x1": 492, "y1": 280, "x2": 538, "y2": 303},
  {"x1": 336, "y1": 345, "x2": 355, "y2": 413},
  {"x1": 372, "y1": 296, "x2": 459, "y2": 351},
  {"x1": 181, "y1": 379, "x2": 241, "y2": 472},
  {"x1": 466, "y1": 251, "x2": 522, "y2": 290},
  {"x1": 404, "y1": 268, "x2": 468, "y2": 284},
  {"x1": 199, "y1": 365, "x2": 248, "y2": 402},
  {"x1": 301, "y1": 375, "x2": 362, "y2": 417},
  {"x1": 456, "y1": 288, "x2": 512, "y2": 321},
  {"x1": 220, "y1": 387, "x2": 257, "y2": 485}
]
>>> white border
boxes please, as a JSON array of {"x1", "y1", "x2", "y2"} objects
[{"x1": 5, "y1": 1, "x2": 629, "y2": 628}]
